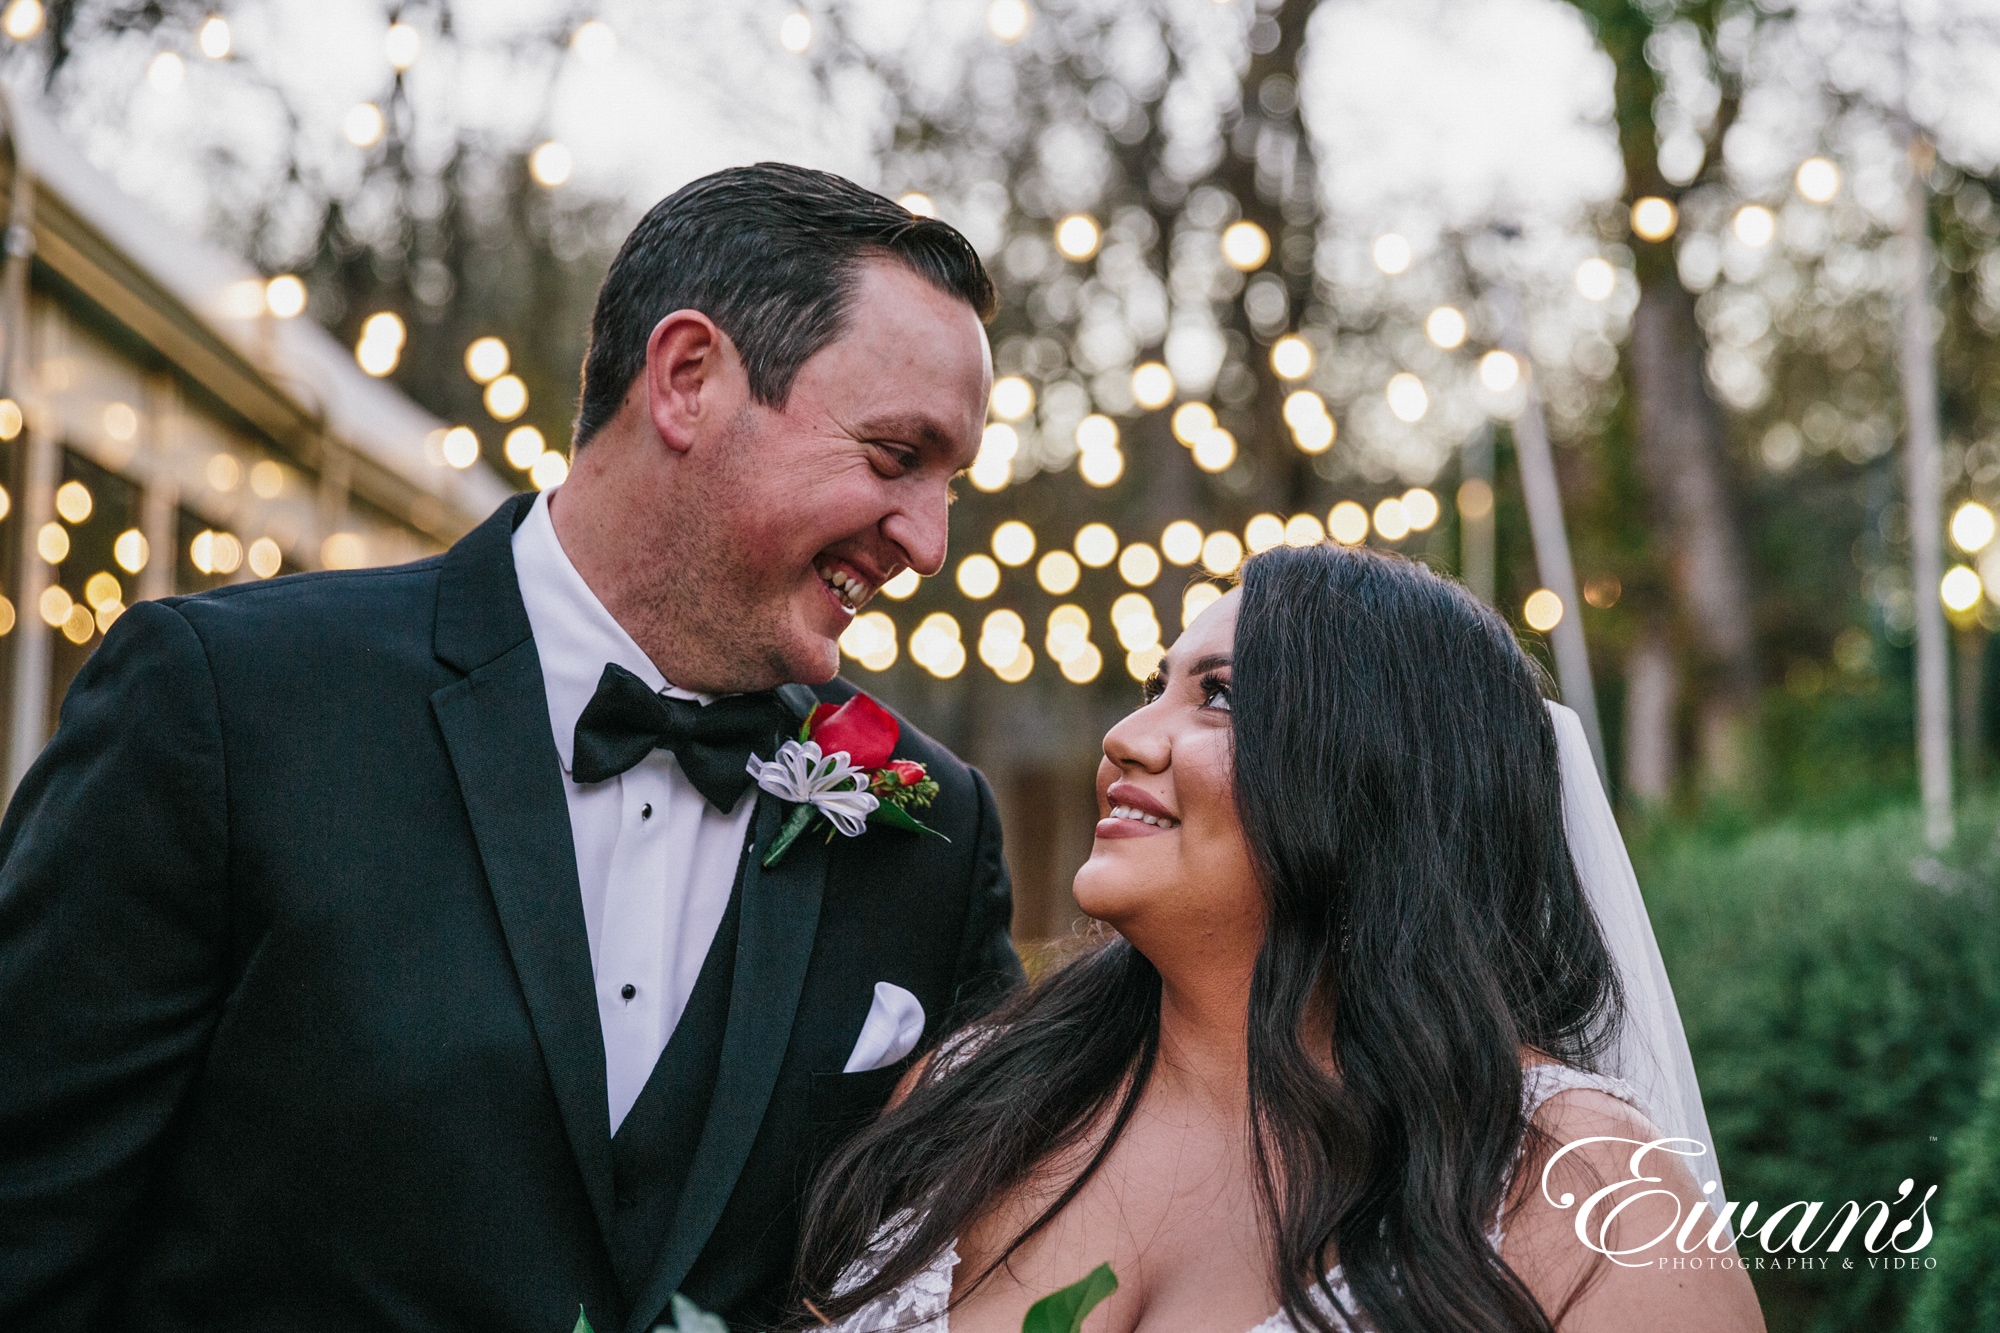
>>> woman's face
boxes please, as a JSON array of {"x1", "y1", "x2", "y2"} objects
[{"x1": 1072, "y1": 588, "x2": 1264, "y2": 965}]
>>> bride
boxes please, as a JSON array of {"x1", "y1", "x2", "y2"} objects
[{"x1": 793, "y1": 543, "x2": 1764, "y2": 1333}]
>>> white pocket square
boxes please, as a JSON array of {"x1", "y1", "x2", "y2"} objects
[{"x1": 843, "y1": 982, "x2": 926, "y2": 1073}]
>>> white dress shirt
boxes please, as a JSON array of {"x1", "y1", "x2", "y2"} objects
[{"x1": 512, "y1": 488, "x2": 756, "y2": 1134}]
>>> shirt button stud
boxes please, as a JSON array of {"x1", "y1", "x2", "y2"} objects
[
  {"x1": 620, "y1": 984, "x2": 636, "y2": 1001},
  {"x1": 640, "y1": 803, "x2": 653, "y2": 820}
]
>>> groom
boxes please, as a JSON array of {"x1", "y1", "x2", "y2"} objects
[{"x1": 0, "y1": 164, "x2": 1020, "y2": 1332}]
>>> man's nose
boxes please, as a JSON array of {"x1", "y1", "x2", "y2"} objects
[{"x1": 882, "y1": 487, "x2": 951, "y2": 578}]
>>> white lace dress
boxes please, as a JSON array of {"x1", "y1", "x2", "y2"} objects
[{"x1": 820, "y1": 1064, "x2": 1640, "y2": 1333}]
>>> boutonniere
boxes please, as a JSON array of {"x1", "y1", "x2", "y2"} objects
[{"x1": 745, "y1": 692, "x2": 947, "y2": 868}]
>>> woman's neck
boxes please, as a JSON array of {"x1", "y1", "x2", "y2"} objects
[{"x1": 1151, "y1": 959, "x2": 1254, "y2": 1116}]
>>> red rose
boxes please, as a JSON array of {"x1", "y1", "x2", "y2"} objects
[
  {"x1": 805, "y1": 694, "x2": 900, "y2": 771},
  {"x1": 883, "y1": 759, "x2": 927, "y2": 787}
]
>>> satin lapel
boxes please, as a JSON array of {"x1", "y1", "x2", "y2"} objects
[
  {"x1": 432, "y1": 638, "x2": 615, "y2": 1246},
  {"x1": 623, "y1": 789, "x2": 829, "y2": 1333}
]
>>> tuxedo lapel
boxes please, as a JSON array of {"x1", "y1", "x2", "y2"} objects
[
  {"x1": 429, "y1": 495, "x2": 616, "y2": 1246},
  {"x1": 623, "y1": 788, "x2": 829, "y2": 1333}
]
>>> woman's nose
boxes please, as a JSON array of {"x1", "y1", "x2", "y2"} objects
[{"x1": 1102, "y1": 702, "x2": 1170, "y2": 774}]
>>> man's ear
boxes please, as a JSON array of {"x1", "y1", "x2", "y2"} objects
[{"x1": 644, "y1": 310, "x2": 735, "y2": 456}]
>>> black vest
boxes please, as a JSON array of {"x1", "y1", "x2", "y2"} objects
[{"x1": 605, "y1": 873, "x2": 743, "y2": 1301}]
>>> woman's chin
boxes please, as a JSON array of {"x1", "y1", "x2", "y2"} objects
[{"x1": 1072, "y1": 853, "x2": 1153, "y2": 924}]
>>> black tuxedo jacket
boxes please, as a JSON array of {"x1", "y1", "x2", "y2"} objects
[{"x1": 0, "y1": 494, "x2": 1022, "y2": 1332}]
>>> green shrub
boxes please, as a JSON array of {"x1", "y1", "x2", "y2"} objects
[
  {"x1": 1908, "y1": 1041, "x2": 2000, "y2": 1333},
  {"x1": 1636, "y1": 799, "x2": 2000, "y2": 1333}
]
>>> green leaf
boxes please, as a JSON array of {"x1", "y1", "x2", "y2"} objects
[
  {"x1": 1021, "y1": 1263, "x2": 1117, "y2": 1333},
  {"x1": 572, "y1": 1307, "x2": 593, "y2": 1333},
  {"x1": 866, "y1": 800, "x2": 950, "y2": 841},
  {"x1": 661, "y1": 1293, "x2": 730, "y2": 1333},
  {"x1": 761, "y1": 802, "x2": 819, "y2": 868}
]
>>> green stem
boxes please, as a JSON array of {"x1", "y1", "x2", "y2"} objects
[{"x1": 762, "y1": 802, "x2": 818, "y2": 868}]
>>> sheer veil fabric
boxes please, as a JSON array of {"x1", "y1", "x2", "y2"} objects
[{"x1": 1546, "y1": 701, "x2": 1724, "y2": 1200}]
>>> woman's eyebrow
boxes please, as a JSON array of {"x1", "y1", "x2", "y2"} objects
[{"x1": 1185, "y1": 654, "x2": 1233, "y2": 674}]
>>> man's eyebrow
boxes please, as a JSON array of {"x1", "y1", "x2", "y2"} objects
[{"x1": 852, "y1": 412, "x2": 959, "y2": 457}]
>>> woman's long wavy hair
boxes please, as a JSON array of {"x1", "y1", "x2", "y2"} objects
[{"x1": 794, "y1": 544, "x2": 1624, "y2": 1333}]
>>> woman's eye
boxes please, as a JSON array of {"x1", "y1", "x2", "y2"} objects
[
  {"x1": 1140, "y1": 671, "x2": 1165, "y2": 704},
  {"x1": 1201, "y1": 676, "x2": 1232, "y2": 711}
]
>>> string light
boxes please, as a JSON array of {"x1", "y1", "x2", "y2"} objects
[
  {"x1": 147, "y1": 51, "x2": 184, "y2": 94},
  {"x1": 1111, "y1": 593, "x2": 1161, "y2": 651},
  {"x1": 1284, "y1": 513, "x2": 1325, "y2": 546},
  {"x1": 0, "y1": 398, "x2": 21, "y2": 439},
  {"x1": 571, "y1": 19, "x2": 617, "y2": 62},
  {"x1": 1523, "y1": 589, "x2": 1564, "y2": 631},
  {"x1": 898, "y1": 193, "x2": 936, "y2": 218},
  {"x1": 485, "y1": 374, "x2": 529, "y2": 421},
  {"x1": 207, "y1": 453, "x2": 240, "y2": 492},
  {"x1": 3, "y1": 1, "x2": 45, "y2": 41},
  {"x1": 778, "y1": 10, "x2": 812, "y2": 53},
  {"x1": 54, "y1": 481, "x2": 92, "y2": 524},
  {"x1": 114, "y1": 529, "x2": 149, "y2": 573},
  {"x1": 250, "y1": 460, "x2": 284, "y2": 497},
  {"x1": 1182, "y1": 582, "x2": 1223, "y2": 628},
  {"x1": 530, "y1": 142, "x2": 573, "y2": 187},
  {"x1": 957, "y1": 553, "x2": 1001, "y2": 599},
  {"x1": 1161, "y1": 520, "x2": 1203, "y2": 566},
  {"x1": 970, "y1": 423, "x2": 1018, "y2": 492},
  {"x1": 992, "y1": 520, "x2": 1036, "y2": 566},
  {"x1": 1117, "y1": 543, "x2": 1160, "y2": 587},
  {"x1": 84, "y1": 571, "x2": 120, "y2": 610},
  {"x1": 1270, "y1": 335, "x2": 1313, "y2": 380},
  {"x1": 987, "y1": 0, "x2": 1031, "y2": 42},
  {"x1": 1575, "y1": 258, "x2": 1616, "y2": 301},
  {"x1": 385, "y1": 21, "x2": 421, "y2": 70},
  {"x1": 1328, "y1": 501, "x2": 1368, "y2": 545},
  {"x1": 1220, "y1": 220, "x2": 1270, "y2": 271},
  {"x1": 1403, "y1": 487, "x2": 1440, "y2": 531},
  {"x1": 1732, "y1": 205, "x2": 1776, "y2": 248},
  {"x1": 1373, "y1": 497, "x2": 1410, "y2": 541},
  {"x1": 344, "y1": 102, "x2": 385, "y2": 148},
  {"x1": 1458, "y1": 478, "x2": 1494, "y2": 521},
  {"x1": 1630, "y1": 196, "x2": 1677, "y2": 242},
  {"x1": 530, "y1": 451, "x2": 569, "y2": 490},
  {"x1": 1424, "y1": 306, "x2": 1466, "y2": 350},
  {"x1": 1244, "y1": 513, "x2": 1284, "y2": 554},
  {"x1": 1284, "y1": 390, "x2": 1334, "y2": 454},
  {"x1": 355, "y1": 311, "x2": 405, "y2": 376},
  {"x1": 910, "y1": 612, "x2": 965, "y2": 678},
  {"x1": 1192, "y1": 428, "x2": 1236, "y2": 472},
  {"x1": 1386, "y1": 373, "x2": 1428, "y2": 423},
  {"x1": 1371, "y1": 233, "x2": 1411, "y2": 275},
  {"x1": 465, "y1": 337, "x2": 510, "y2": 383},
  {"x1": 1171, "y1": 401, "x2": 1216, "y2": 445},
  {"x1": 248, "y1": 537, "x2": 283, "y2": 579},
  {"x1": 1055, "y1": 214, "x2": 1100, "y2": 261},
  {"x1": 881, "y1": 568, "x2": 920, "y2": 599},
  {"x1": 1201, "y1": 530, "x2": 1243, "y2": 576},
  {"x1": 1952, "y1": 502, "x2": 1996, "y2": 554},
  {"x1": 38, "y1": 584, "x2": 71, "y2": 626},
  {"x1": 990, "y1": 376, "x2": 1035, "y2": 422},
  {"x1": 1074, "y1": 523, "x2": 1118, "y2": 568},
  {"x1": 1478, "y1": 350, "x2": 1521, "y2": 393},
  {"x1": 504, "y1": 425, "x2": 546, "y2": 470},
  {"x1": 322, "y1": 533, "x2": 367, "y2": 569},
  {"x1": 103, "y1": 403, "x2": 138, "y2": 442},
  {"x1": 1941, "y1": 566, "x2": 1983, "y2": 614},
  {"x1": 265, "y1": 274, "x2": 307, "y2": 318},
  {"x1": 1037, "y1": 550, "x2": 1081, "y2": 594},
  {"x1": 442, "y1": 427, "x2": 480, "y2": 469},
  {"x1": 1130, "y1": 362, "x2": 1175, "y2": 410},
  {"x1": 36, "y1": 521, "x2": 68, "y2": 564},
  {"x1": 1796, "y1": 157, "x2": 1840, "y2": 204}
]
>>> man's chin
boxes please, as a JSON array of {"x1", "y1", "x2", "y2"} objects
[{"x1": 776, "y1": 634, "x2": 843, "y2": 687}]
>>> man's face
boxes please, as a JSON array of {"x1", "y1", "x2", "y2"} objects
[{"x1": 671, "y1": 258, "x2": 990, "y2": 688}]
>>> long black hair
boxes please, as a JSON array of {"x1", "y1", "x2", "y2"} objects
[{"x1": 795, "y1": 544, "x2": 1623, "y2": 1333}]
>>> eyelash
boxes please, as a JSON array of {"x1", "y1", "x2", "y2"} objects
[{"x1": 1138, "y1": 671, "x2": 1231, "y2": 710}]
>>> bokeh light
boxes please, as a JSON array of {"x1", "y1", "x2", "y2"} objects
[
  {"x1": 992, "y1": 520, "x2": 1036, "y2": 566},
  {"x1": 1328, "y1": 501, "x2": 1369, "y2": 545},
  {"x1": 1523, "y1": 589, "x2": 1565, "y2": 631}
]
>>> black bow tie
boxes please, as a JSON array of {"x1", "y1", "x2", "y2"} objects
[{"x1": 570, "y1": 663, "x2": 794, "y2": 811}]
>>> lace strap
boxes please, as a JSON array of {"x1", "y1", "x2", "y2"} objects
[{"x1": 1520, "y1": 1063, "x2": 1646, "y2": 1123}]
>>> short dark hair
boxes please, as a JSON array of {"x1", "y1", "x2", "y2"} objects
[{"x1": 571, "y1": 162, "x2": 996, "y2": 449}]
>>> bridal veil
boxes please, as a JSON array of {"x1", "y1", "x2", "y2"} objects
[{"x1": 1546, "y1": 700, "x2": 1725, "y2": 1199}]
